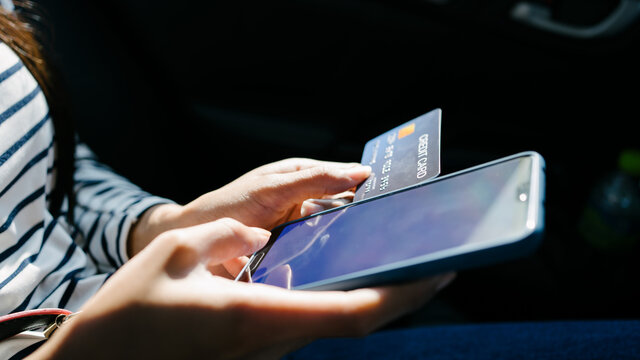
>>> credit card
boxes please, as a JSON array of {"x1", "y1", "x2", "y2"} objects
[{"x1": 354, "y1": 108, "x2": 441, "y2": 201}]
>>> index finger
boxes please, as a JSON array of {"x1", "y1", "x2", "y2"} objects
[{"x1": 249, "y1": 158, "x2": 363, "y2": 176}]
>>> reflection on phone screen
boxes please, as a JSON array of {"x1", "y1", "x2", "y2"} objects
[{"x1": 252, "y1": 157, "x2": 532, "y2": 288}]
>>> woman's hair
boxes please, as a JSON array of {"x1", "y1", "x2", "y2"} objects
[{"x1": 1, "y1": 1, "x2": 75, "y2": 221}]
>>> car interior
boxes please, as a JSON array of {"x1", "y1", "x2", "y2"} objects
[{"x1": 38, "y1": 0, "x2": 639, "y2": 326}]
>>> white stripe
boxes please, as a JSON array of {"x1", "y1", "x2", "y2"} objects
[
  {"x1": 0, "y1": 66, "x2": 39, "y2": 114},
  {"x1": 0, "y1": 187, "x2": 46, "y2": 247},
  {"x1": 0, "y1": 225, "x2": 44, "y2": 310},
  {"x1": 60, "y1": 273, "x2": 109, "y2": 312},
  {"x1": 0, "y1": 91, "x2": 49, "y2": 157},
  {"x1": 0, "y1": 121, "x2": 52, "y2": 193},
  {"x1": 85, "y1": 213, "x2": 118, "y2": 271},
  {"x1": 0, "y1": 42, "x2": 20, "y2": 73},
  {"x1": 0, "y1": 332, "x2": 44, "y2": 360},
  {"x1": 24, "y1": 226, "x2": 97, "y2": 309}
]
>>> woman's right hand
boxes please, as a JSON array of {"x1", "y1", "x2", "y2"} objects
[{"x1": 31, "y1": 218, "x2": 454, "y2": 360}]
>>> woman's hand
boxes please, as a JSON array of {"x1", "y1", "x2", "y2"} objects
[
  {"x1": 128, "y1": 158, "x2": 371, "y2": 256},
  {"x1": 33, "y1": 218, "x2": 454, "y2": 360}
]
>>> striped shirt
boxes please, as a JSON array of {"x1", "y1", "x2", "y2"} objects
[{"x1": 0, "y1": 42, "x2": 172, "y2": 357}]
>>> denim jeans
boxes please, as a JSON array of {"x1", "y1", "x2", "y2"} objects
[{"x1": 285, "y1": 320, "x2": 640, "y2": 359}]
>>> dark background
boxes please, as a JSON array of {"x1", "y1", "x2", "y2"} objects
[{"x1": 38, "y1": 0, "x2": 639, "y2": 324}]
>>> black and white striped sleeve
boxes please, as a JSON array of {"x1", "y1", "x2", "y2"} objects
[
  {"x1": 71, "y1": 143, "x2": 175, "y2": 270},
  {"x1": 1, "y1": 39, "x2": 175, "y2": 357}
]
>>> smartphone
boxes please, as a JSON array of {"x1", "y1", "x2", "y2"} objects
[{"x1": 237, "y1": 152, "x2": 545, "y2": 291}]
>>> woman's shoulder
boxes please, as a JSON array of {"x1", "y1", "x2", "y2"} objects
[
  {"x1": 1, "y1": 40, "x2": 47, "y2": 117},
  {"x1": 1, "y1": 39, "x2": 51, "y2": 164},
  {"x1": 0, "y1": 40, "x2": 23, "y2": 81}
]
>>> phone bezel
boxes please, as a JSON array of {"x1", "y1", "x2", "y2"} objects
[{"x1": 237, "y1": 151, "x2": 545, "y2": 290}]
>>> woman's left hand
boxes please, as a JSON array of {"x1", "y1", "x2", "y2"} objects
[{"x1": 128, "y1": 158, "x2": 370, "y2": 256}]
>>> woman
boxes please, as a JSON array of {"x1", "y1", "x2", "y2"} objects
[{"x1": 0, "y1": 2, "x2": 451, "y2": 358}]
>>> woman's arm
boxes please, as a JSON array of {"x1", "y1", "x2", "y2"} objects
[
  {"x1": 30, "y1": 218, "x2": 453, "y2": 359},
  {"x1": 71, "y1": 143, "x2": 176, "y2": 268},
  {"x1": 127, "y1": 158, "x2": 371, "y2": 257}
]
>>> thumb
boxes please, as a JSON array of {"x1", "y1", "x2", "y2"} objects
[{"x1": 163, "y1": 218, "x2": 271, "y2": 277}]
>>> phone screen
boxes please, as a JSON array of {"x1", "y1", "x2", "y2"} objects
[{"x1": 250, "y1": 156, "x2": 534, "y2": 289}]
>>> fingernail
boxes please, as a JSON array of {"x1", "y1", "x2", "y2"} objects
[
  {"x1": 301, "y1": 200, "x2": 326, "y2": 217},
  {"x1": 435, "y1": 272, "x2": 456, "y2": 292},
  {"x1": 343, "y1": 165, "x2": 372, "y2": 180},
  {"x1": 251, "y1": 227, "x2": 271, "y2": 240}
]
